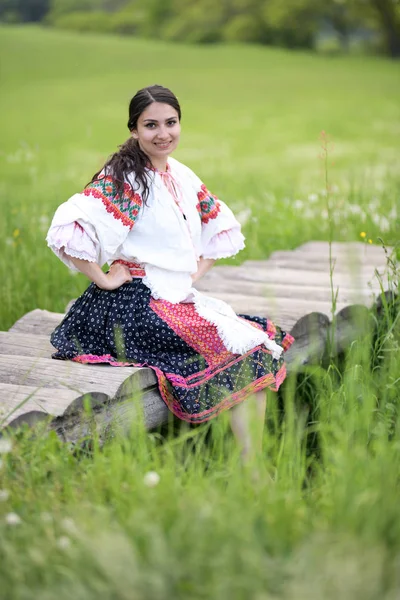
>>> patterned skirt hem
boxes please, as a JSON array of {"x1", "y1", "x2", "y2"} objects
[{"x1": 70, "y1": 337, "x2": 292, "y2": 424}]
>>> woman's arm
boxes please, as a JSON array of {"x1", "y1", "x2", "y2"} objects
[
  {"x1": 67, "y1": 255, "x2": 132, "y2": 290},
  {"x1": 191, "y1": 257, "x2": 215, "y2": 283}
]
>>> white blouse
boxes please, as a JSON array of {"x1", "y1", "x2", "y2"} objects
[{"x1": 47, "y1": 157, "x2": 283, "y2": 359}]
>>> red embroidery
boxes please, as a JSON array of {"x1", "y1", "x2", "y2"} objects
[
  {"x1": 112, "y1": 259, "x2": 146, "y2": 278},
  {"x1": 83, "y1": 175, "x2": 142, "y2": 229},
  {"x1": 196, "y1": 184, "x2": 221, "y2": 224},
  {"x1": 149, "y1": 298, "x2": 234, "y2": 368}
]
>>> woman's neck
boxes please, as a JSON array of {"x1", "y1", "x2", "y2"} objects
[{"x1": 150, "y1": 157, "x2": 169, "y2": 173}]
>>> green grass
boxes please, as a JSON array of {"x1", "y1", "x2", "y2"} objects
[
  {"x1": 0, "y1": 26, "x2": 399, "y2": 599},
  {"x1": 1, "y1": 317, "x2": 400, "y2": 598},
  {"x1": 0, "y1": 25, "x2": 399, "y2": 329}
]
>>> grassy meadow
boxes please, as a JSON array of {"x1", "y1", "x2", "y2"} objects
[{"x1": 0, "y1": 26, "x2": 399, "y2": 599}]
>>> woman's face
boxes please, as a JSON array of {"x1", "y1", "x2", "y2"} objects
[{"x1": 131, "y1": 102, "x2": 181, "y2": 168}]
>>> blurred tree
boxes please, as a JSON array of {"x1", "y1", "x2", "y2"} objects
[
  {"x1": 0, "y1": 0, "x2": 50, "y2": 22},
  {"x1": 133, "y1": 0, "x2": 174, "y2": 37},
  {"x1": 4, "y1": 0, "x2": 397, "y2": 57},
  {"x1": 46, "y1": 0, "x2": 127, "y2": 22},
  {"x1": 328, "y1": 0, "x2": 400, "y2": 57},
  {"x1": 160, "y1": 0, "x2": 225, "y2": 43},
  {"x1": 261, "y1": 0, "x2": 323, "y2": 48},
  {"x1": 366, "y1": 0, "x2": 400, "y2": 56},
  {"x1": 220, "y1": 0, "x2": 271, "y2": 43}
]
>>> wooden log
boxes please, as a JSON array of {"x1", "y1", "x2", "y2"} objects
[
  {"x1": 0, "y1": 332, "x2": 54, "y2": 357},
  {"x1": 0, "y1": 383, "x2": 81, "y2": 425},
  {"x1": 9, "y1": 309, "x2": 64, "y2": 336},
  {"x1": 248, "y1": 255, "x2": 388, "y2": 274},
  {"x1": 48, "y1": 387, "x2": 169, "y2": 445},
  {"x1": 196, "y1": 279, "x2": 378, "y2": 304},
  {"x1": 325, "y1": 304, "x2": 373, "y2": 360},
  {"x1": 284, "y1": 312, "x2": 330, "y2": 369},
  {"x1": 292, "y1": 241, "x2": 391, "y2": 258},
  {"x1": 0, "y1": 354, "x2": 154, "y2": 397},
  {"x1": 193, "y1": 291, "x2": 347, "y2": 329},
  {"x1": 199, "y1": 265, "x2": 385, "y2": 289}
]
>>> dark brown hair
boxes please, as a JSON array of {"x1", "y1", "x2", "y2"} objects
[{"x1": 89, "y1": 85, "x2": 181, "y2": 202}]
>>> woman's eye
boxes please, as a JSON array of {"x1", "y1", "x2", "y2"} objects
[
  {"x1": 167, "y1": 120, "x2": 177, "y2": 126},
  {"x1": 145, "y1": 123, "x2": 156, "y2": 128}
]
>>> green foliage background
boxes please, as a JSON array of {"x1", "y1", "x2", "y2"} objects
[
  {"x1": 0, "y1": 26, "x2": 399, "y2": 330},
  {"x1": 1, "y1": 0, "x2": 400, "y2": 56}
]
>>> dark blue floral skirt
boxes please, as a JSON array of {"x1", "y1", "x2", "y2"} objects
[{"x1": 51, "y1": 279, "x2": 294, "y2": 423}]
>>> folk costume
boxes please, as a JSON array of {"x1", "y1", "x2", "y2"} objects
[{"x1": 47, "y1": 157, "x2": 294, "y2": 423}]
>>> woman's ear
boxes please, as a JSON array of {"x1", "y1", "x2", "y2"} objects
[{"x1": 131, "y1": 130, "x2": 139, "y2": 140}]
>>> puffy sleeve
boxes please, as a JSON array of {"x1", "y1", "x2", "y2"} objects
[
  {"x1": 193, "y1": 177, "x2": 245, "y2": 260},
  {"x1": 46, "y1": 174, "x2": 143, "y2": 270}
]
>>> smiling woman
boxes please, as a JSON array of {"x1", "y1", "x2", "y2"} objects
[
  {"x1": 46, "y1": 84, "x2": 293, "y2": 461},
  {"x1": 133, "y1": 103, "x2": 181, "y2": 167}
]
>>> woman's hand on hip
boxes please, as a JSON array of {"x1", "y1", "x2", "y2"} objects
[{"x1": 98, "y1": 263, "x2": 133, "y2": 290}]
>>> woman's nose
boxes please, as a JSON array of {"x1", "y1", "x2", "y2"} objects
[{"x1": 157, "y1": 126, "x2": 169, "y2": 139}]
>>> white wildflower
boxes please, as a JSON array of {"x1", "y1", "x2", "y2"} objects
[
  {"x1": 0, "y1": 489, "x2": 9, "y2": 502},
  {"x1": 308, "y1": 193, "x2": 318, "y2": 203},
  {"x1": 5, "y1": 512, "x2": 21, "y2": 526},
  {"x1": 61, "y1": 517, "x2": 78, "y2": 534},
  {"x1": 38, "y1": 215, "x2": 50, "y2": 232},
  {"x1": 304, "y1": 208, "x2": 317, "y2": 220},
  {"x1": 40, "y1": 512, "x2": 52, "y2": 523},
  {"x1": 293, "y1": 199, "x2": 304, "y2": 210},
  {"x1": 6, "y1": 151, "x2": 22, "y2": 164},
  {"x1": 379, "y1": 216, "x2": 390, "y2": 232},
  {"x1": 331, "y1": 184, "x2": 339, "y2": 193},
  {"x1": 0, "y1": 438, "x2": 12, "y2": 454},
  {"x1": 388, "y1": 206, "x2": 397, "y2": 220},
  {"x1": 368, "y1": 199, "x2": 379, "y2": 212},
  {"x1": 371, "y1": 213, "x2": 381, "y2": 227},
  {"x1": 57, "y1": 536, "x2": 71, "y2": 550},
  {"x1": 348, "y1": 204, "x2": 364, "y2": 216},
  {"x1": 5, "y1": 238, "x2": 13, "y2": 247},
  {"x1": 236, "y1": 208, "x2": 252, "y2": 226},
  {"x1": 143, "y1": 471, "x2": 160, "y2": 488}
]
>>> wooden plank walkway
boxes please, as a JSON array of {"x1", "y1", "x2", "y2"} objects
[{"x1": 0, "y1": 241, "x2": 392, "y2": 439}]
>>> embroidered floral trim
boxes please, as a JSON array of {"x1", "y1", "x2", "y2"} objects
[
  {"x1": 157, "y1": 364, "x2": 287, "y2": 424},
  {"x1": 83, "y1": 175, "x2": 142, "y2": 229},
  {"x1": 112, "y1": 259, "x2": 146, "y2": 278},
  {"x1": 149, "y1": 298, "x2": 235, "y2": 368},
  {"x1": 70, "y1": 352, "x2": 289, "y2": 424},
  {"x1": 196, "y1": 184, "x2": 221, "y2": 224}
]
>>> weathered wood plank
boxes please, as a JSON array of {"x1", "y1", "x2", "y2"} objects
[
  {"x1": 294, "y1": 241, "x2": 391, "y2": 257},
  {"x1": 196, "y1": 291, "x2": 346, "y2": 323},
  {"x1": 0, "y1": 383, "x2": 80, "y2": 425},
  {"x1": 0, "y1": 355, "x2": 156, "y2": 397},
  {"x1": 49, "y1": 386, "x2": 169, "y2": 443},
  {"x1": 196, "y1": 279, "x2": 378, "y2": 304},
  {"x1": 0, "y1": 332, "x2": 54, "y2": 357},
  {"x1": 247, "y1": 253, "x2": 389, "y2": 273},
  {"x1": 197, "y1": 265, "x2": 384, "y2": 290},
  {"x1": 9, "y1": 309, "x2": 64, "y2": 335}
]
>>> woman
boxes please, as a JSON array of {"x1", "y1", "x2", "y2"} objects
[{"x1": 47, "y1": 85, "x2": 294, "y2": 460}]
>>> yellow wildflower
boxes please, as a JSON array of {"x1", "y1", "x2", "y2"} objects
[
  {"x1": 360, "y1": 231, "x2": 366, "y2": 238},
  {"x1": 368, "y1": 239, "x2": 372, "y2": 244},
  {"x1": 13, "y1": 229, "x2": 20, "y2": 238}
]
